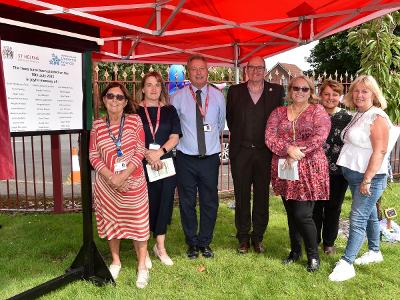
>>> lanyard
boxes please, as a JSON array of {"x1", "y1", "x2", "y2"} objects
[
  {"x1": 143, "y1": 101, "x2": 161, "y2": 143},
  {"x1": 106, "y1": 113, "x2": 125, "y2": 157},
  {"x1": 189, "y1": 85, "x2": 209, "y2": 120}
]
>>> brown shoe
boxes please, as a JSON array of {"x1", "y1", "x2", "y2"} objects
[
  {"x1": 237, "y1": 241, "x2": 250, "y2": 254},
  {"x1": 252, "y1": 241, "x2": 265, "y2": 254},
  {"x1": 323, "y1": 246, "x2": 336, "y2": 255}
]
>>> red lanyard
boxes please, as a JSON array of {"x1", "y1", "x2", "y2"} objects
[
  {"x1": 143, "y1": 101, "x2": 161, "y2": 143},
  {"x1": 189, "y1": 85, "x2": 209, "y2": 120}
]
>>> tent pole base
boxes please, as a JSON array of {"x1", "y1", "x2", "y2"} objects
[
  {"x1": 8, "y1": 267, "x2": 84, "y2": 300},
  {"x1": 8, "y1": 241, "x2": 114, "y2": 300}
]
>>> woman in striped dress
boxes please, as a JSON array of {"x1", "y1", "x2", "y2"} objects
[{"x1": 89, "y1": 82, "x2": 150, "y2": 288}]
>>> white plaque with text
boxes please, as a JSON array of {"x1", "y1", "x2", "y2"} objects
[{"x1": 1, "y1": 41, "x2": 83, "y2": 132}]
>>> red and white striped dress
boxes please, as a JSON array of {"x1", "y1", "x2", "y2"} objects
[{"x1": 89, "y1": 114, "x2": 149, "y2": 241}]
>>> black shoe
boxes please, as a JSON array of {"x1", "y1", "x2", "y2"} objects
[
  {"x1": 187, "y1": 245, "x2": 199, "y2": 259},
  {"x1": 282, "y1": 251, "x2": 301, "y2": 264},
  {"x1": 199, "y1": 246, "x2": 214, "y2": 258},
  {"x1": 306, "y1": 258, "x2": 320, "y2": 272}
]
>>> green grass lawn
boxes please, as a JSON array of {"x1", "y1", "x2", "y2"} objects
[{"x1": 1, "y1": 182, "x2": 400, "y2": 300}]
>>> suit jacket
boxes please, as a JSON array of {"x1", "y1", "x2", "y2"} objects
[{"x1": 226, "y1": 80, "x2": 284, "y2": 160}]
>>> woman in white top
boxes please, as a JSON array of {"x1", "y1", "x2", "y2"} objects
[{"x1": 329, "y1": 75, "x2": 394, "y2": 282}]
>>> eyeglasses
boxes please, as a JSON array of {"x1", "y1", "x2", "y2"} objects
[
  {"x1": 247, "y1": 65, "x2": 265, "y2": 71},
  {"x1": 189, "y1": 67, "x2": 207, "y2": 72},
  {"x1": 292, "y1": 86, "x2": 310, "y2": 93},
  {"x1": 105, "y1": 93, "x2": 125, "y2": 101}
]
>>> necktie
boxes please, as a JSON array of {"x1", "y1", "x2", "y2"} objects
[{"x1": 195, "y1": 90, "x2": 206, "y2": 156}]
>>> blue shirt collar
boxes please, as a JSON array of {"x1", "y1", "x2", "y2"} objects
[{"x1": 191, "y1": 84, "x2": 208, "y2": 94}]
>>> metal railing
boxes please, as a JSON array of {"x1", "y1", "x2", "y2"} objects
[{"x1": 0, "y1": 134, "x2": 82, "y2": 212}]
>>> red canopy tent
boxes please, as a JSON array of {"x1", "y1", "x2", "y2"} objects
[{"x1": 1, "y1": 0, "x2": 399, "y2": 67}]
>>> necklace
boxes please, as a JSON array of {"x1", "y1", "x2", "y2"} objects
[
  {"x1": 290, "y1": 103, "x2": 309, "y2": 142},
  {"x1": 341, "y1": 105, "x2": 373, "y2": 140},
  {"x1": 290, "y1": 103, "x2": 309, "y2": 120}
]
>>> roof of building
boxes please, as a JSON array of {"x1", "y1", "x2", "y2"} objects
[{"x1": 266, "y1": 62, "x2": 303, "y2": 77}]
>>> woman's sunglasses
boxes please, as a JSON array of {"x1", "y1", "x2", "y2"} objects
[
  {"x1": 105, "y1": 93, "x2": 125, "y2": 101},
  {"x1": 292, "y1": 86, "x2": 310, "y2": 93}
]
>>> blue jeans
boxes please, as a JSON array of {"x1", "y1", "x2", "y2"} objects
[{"x1": 341, "y1": 167, "x2": 387, "y2": 264}]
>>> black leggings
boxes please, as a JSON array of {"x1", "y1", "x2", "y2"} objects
[{"x1": 282, "y1": 198, "x2": 319, "y2": 260}]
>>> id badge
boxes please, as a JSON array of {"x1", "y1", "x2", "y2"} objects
[
  {"x1": 203, "y1": 123, "x2": 212, "y2": 132},
  {"x1": 114, "y1": 161, "x2": 127, "y2": 172},
  {"x1": 149, "y1": 143, "x2": 160, "y2": 150}
]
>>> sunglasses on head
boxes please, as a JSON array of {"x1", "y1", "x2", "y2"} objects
[
  {"x1": 105, "y1": 93, "x2": 125, "y2": 101},
  {"x1": 292, "y1": 86, "x2": 310, "y2": 92}
]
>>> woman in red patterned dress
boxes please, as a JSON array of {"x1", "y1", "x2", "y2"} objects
[
  {"x1": 265, "y1": 76, "x2": 331, "y2": 272},
  {"x1": 89, "y1": 82, "x2": 150, "y2": 288}
]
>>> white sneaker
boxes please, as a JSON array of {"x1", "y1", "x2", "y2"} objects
[
  {"x1": 354, "y1": 250, "x2": 383, "y2": 265},
  {"x1": 329, "y1": 259, "x2": 356, "y2": 282},
  {"x1": 153, "y1": 244, "x2": 174, "y2": 266},
  {"x1": 145, "y1": 252, "x2": 152, "y2": 269},
  {"x1": 136, "y1": 269, "x2": 149, "y2": 289},
  {"x1": 109, "y1": 264, "x2": 121, "y2": 280}
]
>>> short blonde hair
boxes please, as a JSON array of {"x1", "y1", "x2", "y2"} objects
[
  {"x1": 286, "y1": 75, "x2": 319, "y2": 104},
  {"x1": 343, "y1": 75, "x2": 387, "y2": 110}
]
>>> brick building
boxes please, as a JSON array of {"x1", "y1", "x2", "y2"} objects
[{"x1": 265, "y1": 63, "x2": 303, "y2": 90}]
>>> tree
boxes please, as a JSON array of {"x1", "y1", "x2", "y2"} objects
[
  {"x1": 348, "y1": 11, "x2": 400, "y2": 123},
  {"x1": 306, "y1": 30, "x2": 361, "y2": 76}
]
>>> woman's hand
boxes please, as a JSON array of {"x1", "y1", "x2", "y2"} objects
[
  {"x1": 116, "y1": 180, "x2": 130, "y2": 193},
  {"x1": 145, "y1": 149, "x2": 162, "y2": 165},
  {"x1": 359, "y1": 182, "x2": 371, "y2": 196},
  {"x1": 109, "y1": 173, "x2": 128, "y2": 189},
  {"x1": 287, "y1": 145, "x2": 306, "y2": 161},
  {"x1": 151, "y1": 160, "x2": 164, "y2": 171}
]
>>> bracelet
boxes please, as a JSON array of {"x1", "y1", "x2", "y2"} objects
[
  {"x1": 361, "y1": 180, "x2": 371, "y2": 185},
  {"x1": 162, "y1": 147, "x2": 168, "y2": 154}
]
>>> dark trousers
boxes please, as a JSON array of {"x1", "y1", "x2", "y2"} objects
[
  {"x1": 282, "y1": 198, "x2": 319, "y2": 260},
  {"x1": 176, "y1": 151, "x2": 220, "y2": 247},
  {"x1": 148, "y1": 174, "x2": 177, "y2": 236},
  {"x1": 313, "y1": 174, "x2": 348, "y2": 247},
  {"x1": 231, "y1": 148, "x2": 270, "y2": 243}
]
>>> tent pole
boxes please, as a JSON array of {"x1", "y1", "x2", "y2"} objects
[{"x1": 234, "y1": 43, "x2": 240, "y2": 84}]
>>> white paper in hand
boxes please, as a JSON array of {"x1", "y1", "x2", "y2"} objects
[
  {"x1": 278, "y1": 158, "x2": 299, "y2": 181},
  {"x1": 146, "y1": 158, "x2": 176, "y2": 182}
]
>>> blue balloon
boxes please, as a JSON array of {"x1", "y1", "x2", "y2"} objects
[{"x1": 168, "y1": 64, "x2": 186, "y2": 95}]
